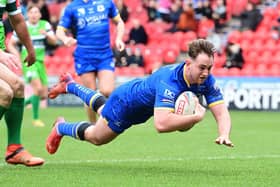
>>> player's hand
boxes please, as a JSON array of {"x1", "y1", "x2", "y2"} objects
[
  {"x1": 63, "y1": 37, "x2": 77, "y2": 47},
  {"x1": 194, "y1": 98, "x2": 206, "y2": 121},
  {"x1": 115, "y1": 38, "x2": 125, "y2": 51},
  {"x1": 215, "y1": 136, "x2": 234, "y2": 147},
  {"x1": 24, "y1": 49, "x2": 36, "y2": 67},
  {"x1": 0, "y1": 50, "x2": 21, "y2": 70}
]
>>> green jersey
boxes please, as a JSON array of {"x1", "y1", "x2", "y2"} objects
[
  {"x1": 12, "y1": 20, "x2": 53, "y2": 62},
  {"x1": 0, "y1": 0, "x2": 21, "y2": 49}
]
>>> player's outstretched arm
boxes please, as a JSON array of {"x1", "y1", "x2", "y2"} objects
[
  {"x1": 9, "y1": 13, "x2": 35, "y2": 66},
  {"x1": 210, "y1": 103, "x2": 234, "y2": 147}
]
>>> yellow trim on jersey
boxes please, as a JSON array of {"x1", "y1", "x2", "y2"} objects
[
  {"x1": 155, "y1": 107, "x2": 174, "y2": 112},
  {"x1": 183, "y1": 64, "x2": 191, "y2": 87},
  {"x1": 57, "y1": 25, "x2": 68, "y2": 32},
  {"x1": 112, "y1": 14, "x2": 121, "y2": 22},
  {"x1": 208, "y1": 100, "x2": 224, "y2": 107},
  {"x1": 89, "y1": 94, "x2": 101, "y2": 110}
]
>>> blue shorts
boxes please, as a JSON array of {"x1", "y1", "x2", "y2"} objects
[
  {"x1": 101, "y1": 94, "x2": 132, "y2": 134},
  {"x1": 100, "y1": 81, "x2": 152, "y2": 134},
  {"x1": 73, "y1": 50, "x2": 114, "y2": 75}
]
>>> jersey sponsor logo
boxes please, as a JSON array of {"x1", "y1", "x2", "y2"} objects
[
  {"x1": 77, "y1": 8, "x2": 86, "y2": 16},
  {"x1": 97, "y1": 5, "x2": 105, "y2": 12},
  {"x1": 164, "y1": 89, "x2": 175, "y2": 100},
  {"x1": 88, "y1": 7, "x2": 95, "y2": 14},
  {"x1": 77, "y1": 18, "x2": 86, "y2": 29},
  {"x1": 77, "y1": 14, "x2": 107, "y2": 28}
]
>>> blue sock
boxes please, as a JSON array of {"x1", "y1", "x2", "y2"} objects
[
  {"x1": 57, "y1": 121, "x2": 86, "y2": 139},
  {"x1": 67, "y1": 83, "x2": 103, "y2": 110}
]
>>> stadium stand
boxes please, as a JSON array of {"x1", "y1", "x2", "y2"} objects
[{"x1": 41, "y1": 0, "x2": 279, "y2": 77}]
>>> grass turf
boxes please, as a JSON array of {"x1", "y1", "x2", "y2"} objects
[{"x1": 0, "y1": 108, "x2": 279, "y2": 187}]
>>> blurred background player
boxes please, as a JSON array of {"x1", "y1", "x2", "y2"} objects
[
  {"x1": 46, "y1": 39, "x2": 233, "y2": 155},
  {"x1": 8, "y1": 5, "x2": 57, "y2": 127},
  {"x1": 0, "y1": 2, "x2": 44, "y2": 166},
  {"x1": 55, "y1": 0, "x2": 125, "y2": 123}
]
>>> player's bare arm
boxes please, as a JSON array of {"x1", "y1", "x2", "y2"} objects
[
  {"x1": 56, "y1": 26, "x2": 77, "y2": 47},
  {"x1": 9, "y1": 14, "x2": 35, "y2": 66},
  {"x1": 210, "y1": 103, "x2": 234, "y2": 147},
  {"x1": 112, "y1": 15, "x2": 125, "y2": 51},
  {"x1": 153, "y1": 104, "x2": 205, "y2": 133}
]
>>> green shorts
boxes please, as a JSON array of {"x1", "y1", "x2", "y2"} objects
[{"x1": 22, "y1": 61, "x2": 48, "y2": 85}]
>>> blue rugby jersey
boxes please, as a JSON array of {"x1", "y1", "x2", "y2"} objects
[
  {"x1": 59, "y1": 0, "x2": 119, "y2": 56},
  {"x1": 101, "y1": 62, "x2": 224, "y2": 126}
]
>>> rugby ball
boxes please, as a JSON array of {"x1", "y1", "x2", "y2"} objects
[{"x1": 175, "y1": 91, "x2": 197, "y2": 115}]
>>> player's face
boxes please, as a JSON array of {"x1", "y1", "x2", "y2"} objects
[
  {"x1": 187, "y1": 53, "x2": 213, "y2": 84},
  {"x1": 27, "y1": 7, "x2": 41, "y2": 24}
]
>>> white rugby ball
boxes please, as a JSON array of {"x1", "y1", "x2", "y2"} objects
[{"x1": 175, "y1": 91, "x2": 197, "y2": 115}]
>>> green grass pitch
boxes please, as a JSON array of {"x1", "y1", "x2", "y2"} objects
[{"x1": 0, "y1": 108, "x2": 279, "y2": 187}]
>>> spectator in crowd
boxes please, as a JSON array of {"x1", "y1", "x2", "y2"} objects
[
  {"x1": 157, "y1": 0, "x2": 172, "y2": 22},
  {"x1": 113, "y1": 47, "x2": 129, "y2": 67},
  {"x1": 127, "y1": 47, "x2": 144, "y2": 67},
  {"x1": 195, "y1": 0, "x2": 213, "y2": 20},
  {"x1": 240, "y1": 2, "x2": 263, "y2": 31},
  {"x1": 271, "y1": 17, "x2": 280, "y2": 40},
  {"x1": 212, "y1": 0, "x2": 227, "y2": 31},
  {"x1": 224, "y1": 41, "x2": 244, "y2": 69},
  {"x1": 206, "y1": 29, "x2": 225, "y2": 55},
  {"x1": 115, "y1": 0, "x2": 129, "y2": 23},
  {"x1": 143, "y1": 0, "x2": 160, "y2": 21},
  {"x1": 176, "y1": 2, "x2": 198, "y2": 32},
  {"x1": 128, "y1": 18, "x2": 148, "y2": 45},
  {"x1": 166, "y1": 1, "x2": 183, "y2": 32}
]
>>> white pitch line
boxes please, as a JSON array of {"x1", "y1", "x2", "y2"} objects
[{"x1": 1, "y1": 154, "x2": 280, "y2": 166}]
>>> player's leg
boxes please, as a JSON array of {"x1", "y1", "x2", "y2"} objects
[
  {"x1": 0, "y1": 79, "x2": 13, "y2": 119},
  {"x1": 29, "y1": 78, "x2": 45, "y2": 127},
  {"x1": 0, "y1": 64, "x2": 44, "y2": 166},
  {"x1": 0, "y1": 63, "x2": 24, "y2": 145},
  {"x1": 27, "y1": 63, "x2": 48, "y2": 127},
  {"x1": 49, "y1": 73, "x2": 106, "y2": 115},
  {"x1": 97, "y1": 70, "x2": 115, "y2": 97},
  {"x1": 79, "y1": 72, "x2": 98, "y2": 123},
  {"x1": 46, "y1": 117, "x2": 118, "y2": 154}
]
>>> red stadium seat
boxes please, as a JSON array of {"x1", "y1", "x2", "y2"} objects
[
  {"x1": 227, "y1": 67, "x2": 241, "y2": 76},
  {"x1": 163, "y1": 49, "x2": 177, "y2": 64},
  {"x1": 227, "y1": 30, "x2": 241, "y2": 44},
  {"x1": 240, "y1": 30, "x2": 254, "y2": 43},
  {"x1": 212, "y1": 68, "x2": 228, "y2": 77}
]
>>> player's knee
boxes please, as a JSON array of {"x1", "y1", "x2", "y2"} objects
[
  {"x1": 99, "y1": 88, "x2": 113, "y2": 97},
  {"x1": 0, "y1": 87, "x2": 14, "y2": 106},
  {"x1": 11, "y1": 77, "x2": 25, "y2": 97},
  {"x1": 89, "y1": 137, "x2": 106, "y2": 146},
  {"x1": 85, "y1": 131, "x2": 109, "y2": 146}
]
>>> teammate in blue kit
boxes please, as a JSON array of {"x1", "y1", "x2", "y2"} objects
[
  {"x1": 46, "y1": 39, "x2": 233, "y2": 155},
  {"x1": 56, "y1": 0, "x2": 125, "y2": 123}
]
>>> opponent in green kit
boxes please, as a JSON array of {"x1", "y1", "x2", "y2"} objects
[
  {"x1": 8, "y1": 5, "x2": 57, "y2": 127},
  {"x1": 0, "y1": 0, "x2": 44, "y2": 166}
]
